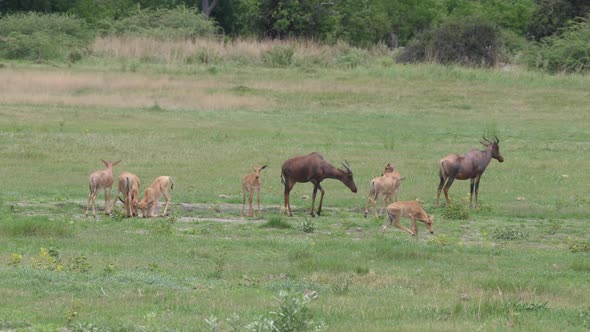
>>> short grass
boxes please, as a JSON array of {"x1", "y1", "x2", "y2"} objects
[{"x1": 0, "y1": 57, "x2": 588, "y2": 331}]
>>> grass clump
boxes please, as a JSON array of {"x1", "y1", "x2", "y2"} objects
[
  {"x1": 262, "y1": 215, "x2": 292, "y2": 229},
  {"x1": 263, "y1": 45, "x2": 295, "y2": 67}
]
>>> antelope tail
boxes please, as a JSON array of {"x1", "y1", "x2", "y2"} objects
[
  {"x1": 280, "y1": 173, "x2": 285, "y2": 185},
  {"x1": 169, "y1": 176, "x2": 175, "y2": 190}
]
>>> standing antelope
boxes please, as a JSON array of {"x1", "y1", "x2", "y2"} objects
[
  {"x1": 281, "y1": 152, "x2": 357, "y2": 217},
  {"x1": 136, "y1": 176, "x2": 174, "y2": 218},
  {"x1": 381, "y1": 201, "x2": 434, "y2": 239},
  {"x1": 112, "y1": 172, "x2": 140, "y2": 217},
  {"x1": 85, "y1": 159, "x2": 120, "y2": 217},
  {"x1": 241, "y1": 165, "x2": 268, "y2": 217},
  {"x1": 435, "y1": 135, "x2": 504, "y2": 209},
  {"x1": 364, "y1": 163, "x2": 403, "y2": 218}
]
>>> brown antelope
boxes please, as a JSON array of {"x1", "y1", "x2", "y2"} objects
[
  {"x1": 112, "y1": 172, "x2": 140, "y2": 217},
  {"x1": 364, "y1": 163, "x2": 403, "y2": 218},
  {"x1": 435, "y1": 135, "x2": 504, "y2": 209},
  {"x1": 85, "y1": 159, "x2": 120, "y2": 217},
  {"x1": 381, "y1": 201, "x2": 434, "y2": 238},
  {"x1": 136, "y1": 176, "x2": 174, "y2": 218},
  {"x1": 241, "y1": 165, "x2": 268, "y2": 217},
  {"x1": 281, "y1": 152, "x2": 357, "y2": 217}
]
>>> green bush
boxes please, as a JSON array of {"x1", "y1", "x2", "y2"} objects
[
  {"x1": 527, "y1": 14, "x2": 590, "y2": 73},
  {"x1": 0, "y1": 12, "x2": 93, "y2": 61},
  {"x1": 100, "y1": 6, "x2": 219, "y2": 40},
  {"x1": 397, "y1": 18, "x2": 503, "y2": 67}
]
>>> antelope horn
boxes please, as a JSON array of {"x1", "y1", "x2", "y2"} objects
[
  {"x1": 342, "y1": 160, "x2": 352, "y2": 172},
  {"x1": 494, "y1": 135, "x2": 500, "y2": 143},
  {"x1": 483, "y1": 135, "x2": 493, "y2": 143}
]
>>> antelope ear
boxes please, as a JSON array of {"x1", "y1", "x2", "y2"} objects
[
  {"x1": 112, "y1": 160, "x2": 121, "y2": 166},
  {"x1": 147, "y1": 201, "x2": 154, "y2": 208},
  {"x1": 261, "y1": 165, "x2": 268, "y2": 170},
  {"x1": 100, "y1": 159, "x2": 108, "y2": 166},
  {"x1": 429, "y1": 215, "x2": 434, "y2": 222}
]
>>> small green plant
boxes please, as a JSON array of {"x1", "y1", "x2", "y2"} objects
[
  {"x1": 103, "y1": 262, "x2": 116, "y2": 275},
  {"x1": 64, "y1": 299, "x2": 81, "y2": 328},
  {"x1": 271, "y1": 291, "x2": 326, "y2": 331},
  {"x1": 297, "y1": 218, "x2": 315, "y2": 233},
  {"x1": 8, "y1": 253, "x2": 22, "y2": 267},
  {"x1": 492, "y1": 226, "x2": 529, "y2": 240},
  {"x1": 204, "y1": 314, "x2": 219, "y2": 332},
  {"x1": 147, "y1": 262, "x2": 160, "y2": 272},
  {"x1": 68, "y1": 255, "x2": 91, "y2": 273},
  {"x1": 30, "y1": 247, "x2": 63, "y2": 272}
]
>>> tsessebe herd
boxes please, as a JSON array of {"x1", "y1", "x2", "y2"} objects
[{"x1": 86, "y1": 136, "x2": 503, "y2": 239}]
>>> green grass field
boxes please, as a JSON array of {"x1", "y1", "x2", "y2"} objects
[{"x1": 0, "y1": 58, "x2": 588, "y2": 331}]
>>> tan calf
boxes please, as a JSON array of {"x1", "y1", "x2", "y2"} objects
[
  {"x1": 364, "y1": 163, "x2": 403, "y2": 218},
  {"x1": 85, "y1": 159, "x2": 120, "y2": 217},
  {"x1": 137, "y1": 176, "x2": 174, "y2": 218},
  {"x1": 241, "y1": 165, "x2": 268, "y2": 217},
  {"x1": 381, "y1": 201, "x2": 434, "y2": 238},
  {"x1": 113, "y1": 172, "x2": 140, "y2": 217}
]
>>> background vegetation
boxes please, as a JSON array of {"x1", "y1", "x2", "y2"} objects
[{"x1": 1, "y1": 0, "x2": 590, "y2": 72}]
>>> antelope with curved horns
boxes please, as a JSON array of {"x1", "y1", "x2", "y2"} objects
[
  {"x1": 281, "y1": 152, "x2": 357, "y2": 217},
  {"x1": 435, "y1": 135, "x2": 504, "y2": 209}
]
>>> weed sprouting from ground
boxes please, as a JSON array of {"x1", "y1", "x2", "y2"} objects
[
  {"x1": 442, "y1": 197, "x2": 470, "y2": 220},
  {"x1": 297, "y1": 218, "x2": 315, "y2": 233},
  {"x1": 567, "y1": 237, "x2": 590, "y2": 253}
]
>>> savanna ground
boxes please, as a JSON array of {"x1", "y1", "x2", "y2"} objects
[{"x1": 0, "y1": 44, "x2": 589, "y2": 331}]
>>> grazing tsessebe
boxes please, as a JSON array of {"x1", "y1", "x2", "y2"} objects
[
  {"x1": 436, "y1": 135, "x2": 504, "y2": 209},
  {"x1": 241, "y1": 165, "x2": 268, "y2": 217},
  {"x1": 113, "y1": 172, "x2": 140, "y2": 217},
  {"x1": 137, "y1": 176, "x2": 174, "y2": 218},
  {"x1": 85, "y1": 159, "x2": 120, "y2": 217},
  {"x1": 364, "y1": 163, "x2": 404, "y2": 218},
  {"x1": 281, "y1": 152, "x2": 357, "y2": 217},
  {"x1": 381, "y1": 201, "x2": 434, "y2": 239}
]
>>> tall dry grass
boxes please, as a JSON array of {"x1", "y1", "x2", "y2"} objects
[{"x1": 93, "y1": 36, "x2": 392, "y2": 66}]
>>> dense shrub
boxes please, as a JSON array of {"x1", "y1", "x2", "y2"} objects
[
  {"x1": 99, "y1": 6, "x2": 219, "y2": 40},
  {"x1": 397, "y1": 18, "x2": 503, "y2": 67},
  {"x1": 527, "y1": 14, "x2": 590, "y2": 73},
  {"x1": 527, "y1": 0, "x2": 590, "y2": 41},
  {"x1": 0, "y1": 12, "x2": 93, "y2": 61}
]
